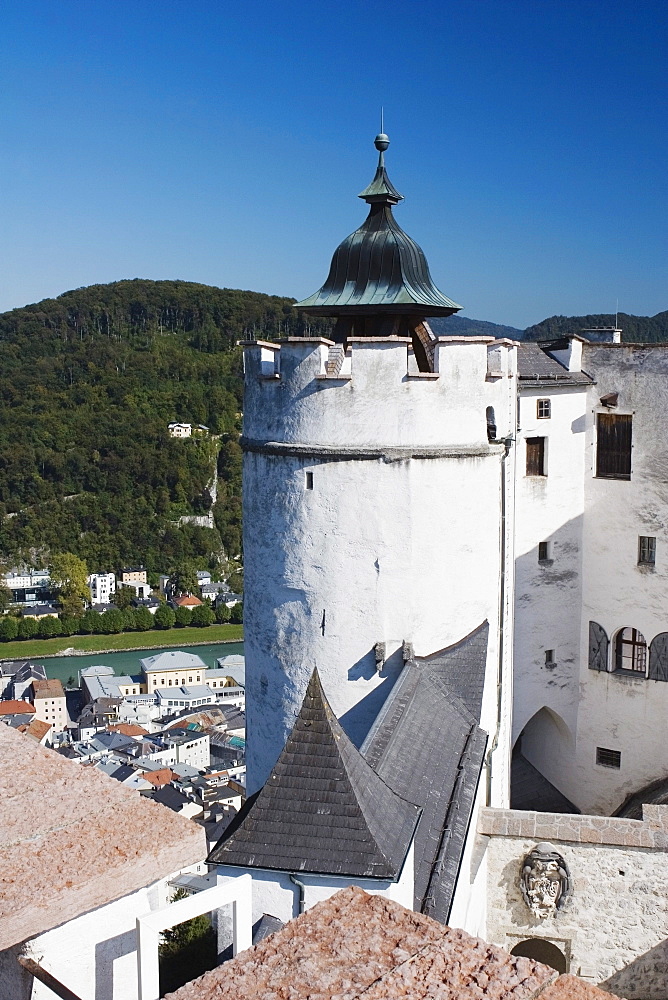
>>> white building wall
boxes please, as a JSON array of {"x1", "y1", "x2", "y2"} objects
[
  {"x1": 242, "y1": 337, "x2": 516, "y2": 800},
  {"x1": 512, "y1": 384, "x2": 588, "y2": 796},
  {"x1": 573, "y1": 344, "x2": 668, "y2": 814},
  {"x1": 215, "y1": 841, "x2": 414, "y2": 927}
]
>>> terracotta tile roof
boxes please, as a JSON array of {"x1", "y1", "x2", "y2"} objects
[
  {"x1": 0, "y1": 700, "x2": 35, "y2": 715},
  {"x1": 173, "y1": 595, "x2": 203, "y2": 607},
  {"x1": 108, "y1": 723, "x2": 149, "y2": 736},
  {"x1": 33, "y1": 678, "x2": 65, "y2": 700},
  {"x1": 164, "y1": 887, "x2": 622, "y2": 1000},
  {"x1": 145, "y1": 767, "x2": 174, "y2": 787},
  {"x1": 23, "y1": 719, "x2": 52, "y2": 741},
  {"x1": 0, "y1": 721, "x2": 206, "y2": 950}
]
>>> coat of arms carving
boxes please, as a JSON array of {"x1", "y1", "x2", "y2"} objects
[{"x1": 520, "y1": 842, "x2": 571, "y2": 919}]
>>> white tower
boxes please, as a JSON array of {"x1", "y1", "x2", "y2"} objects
[{"x1": 242, "y1": 134, "x2": 517, "y2": 803}]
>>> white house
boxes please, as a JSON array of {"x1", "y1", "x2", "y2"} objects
[
  {"x1": 88, "y1": 571, "x2": 116, "y2": 605},
  {"x1": 168, "y1": 422, "x2": 192, "y2": 437}
]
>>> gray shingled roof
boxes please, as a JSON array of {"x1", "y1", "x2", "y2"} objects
[
  {"x1": 362, "y1": 622, "x2": 490, "y2": 922},
  {"x1": 208, "y1": 669, "x2": 420, "y2": 878},
  {"x1": 517, "y1": 343, "x2": 593, "y2": 384}
]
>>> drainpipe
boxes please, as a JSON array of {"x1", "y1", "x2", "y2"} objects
[
  {"x1": 486, "y1": 431, "x2": 513, "y2": 805},
  {"x1": 289, "y1": 873, "x2": 306, "y2": 915}
]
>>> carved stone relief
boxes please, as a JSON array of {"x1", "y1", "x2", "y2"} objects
[{"x1": 520, "y1": 842, "x2": 571, "y2": 919}]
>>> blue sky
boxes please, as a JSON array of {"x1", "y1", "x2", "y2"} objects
[{"x1": 1, "y1": 0, "x2": 666, "y2": 328}]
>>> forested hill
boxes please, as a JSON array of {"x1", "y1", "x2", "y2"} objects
[
  {"x1": 0, "y1": 280, "x2": 327, "y2": 580},
  {"x1": 525, "y1": 311, "x2": 668, "y2": 343}
]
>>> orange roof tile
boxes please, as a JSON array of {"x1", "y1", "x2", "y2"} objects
[
  {"x1": 108, "y1": 723, "x2": 149, "y2": 736},
  {"x1": 165, "y1": 887, "x2": 622, "y2": 1000},
  {"x1": 173, "y1": 595, "x2": 203, "y2": 607},
  {"x1": 145, "y1": 768, "x2": 174, "y2": 787},
  {"x1": 0, "y1": 700, "x2": 35, "y2": 715},
  {"x1": 24, "y1": 719, "x2": 52, "y2": 741},
  {"x1": 33, "y1": 679, "x2": 65, "y2": 700}
]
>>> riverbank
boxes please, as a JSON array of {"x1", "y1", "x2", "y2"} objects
[{"x1": 0, "y1": 624, "x2": 243, "y2": 660}]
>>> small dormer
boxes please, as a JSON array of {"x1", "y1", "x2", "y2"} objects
[{"x1": 546, "y1": 335, "x2": 585, "y2": 373}]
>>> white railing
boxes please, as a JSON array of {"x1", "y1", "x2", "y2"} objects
[{"x1": 136, "y1": 873, "x2": 252, "y2": 1000}]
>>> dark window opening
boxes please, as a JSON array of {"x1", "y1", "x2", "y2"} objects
[
  {"x1": 638, "y1": 536, "x2": 656, "y2": 566},
  {"x1": 614, "y1": 627, "x2": 647, "y2": 674},
  {"x1": 537, "y1": 399, "x2": 551, "y2": 419},
  {"x1": 545, "y1": 649, "x2": 555, "y2": 666},
  {"x1": 596, "y1": 413, "x2": 632, "y2": 480},
  {"x1": 305, "y1": 471, "x2": 314, "y2": 490},
  {"x1": 596, "y1": 747, "x2": 621, "y2": 769},
  {"x1": 486, "y1": 406, "x2": 496, "y2": 442},
  {"x1": 538, "y1": 541, "x2": 550, "y2": 562},
  {"x1": 526, "y1": 437, "x2": 546, "y2": 476}
]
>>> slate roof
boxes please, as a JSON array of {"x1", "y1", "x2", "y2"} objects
[
  {"x1": 363, "y1": 622, "x2": 490, "y2": 921},
  {"x1": 209, "y1": 669, "x2": 420, "y2": 878},
  {"x1": 517, "y1": 343, "x2": 593, "y2": 384}
]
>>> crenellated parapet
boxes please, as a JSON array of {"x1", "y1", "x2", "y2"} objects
[{"x1": 241, "y1": 336, "x2": 517, "y2": 450}]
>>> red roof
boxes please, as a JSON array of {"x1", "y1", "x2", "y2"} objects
[
  {"x1": 145, "y1": 768, "x2": 174, "y2": 787},
  {"x1": 108, "y1": 723, "x2": 148, "y2": 737},
  {"x1": 0, "y1": 701, "x2": 35, "y2": 716},
  {"x1": 173, "y1": 595, "x2": 203, "y2": 607}
]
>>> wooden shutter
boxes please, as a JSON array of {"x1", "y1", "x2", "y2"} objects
[
  {"x1": 596, "y1": 414, "x2": 632, "y2": 479},
  {"x1": 526, "y1": 437, "x2": 545, "y2": 476},
  {"x1": 588, "y1": 621, "x2": 608, "y2": 672},
  {"x1": 649, "y1": 633, "x2": 668, "y2": 681}
]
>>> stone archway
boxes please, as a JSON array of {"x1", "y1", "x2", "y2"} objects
[
  {"x1": 511, "y1": 707, "x2": 578, "y2": 813},
  {"x1": 510, "y1": 938, "x2": 568, "y2": 974}
]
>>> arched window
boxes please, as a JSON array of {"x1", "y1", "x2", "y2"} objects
[{"x1": 614, "y1": 627, "x2": 647, "y2": 674}]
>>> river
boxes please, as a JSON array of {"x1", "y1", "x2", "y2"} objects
[{"x1": 39, "y1": 641, "x2": 245, "y2": 687}]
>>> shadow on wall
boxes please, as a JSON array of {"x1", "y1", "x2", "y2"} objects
[
  {"x1": 600, "y1": 937, "x2": 668, "y2": 1000},
  {"x1": 95, "y1": 927, "x2": 135, "y2": 1000},
  {"x1": 510, "y1": 938, "x2": 567, "y2": 974},
  {"x1": 340, "y1": 646, "x2": 404, "y2": 748}
]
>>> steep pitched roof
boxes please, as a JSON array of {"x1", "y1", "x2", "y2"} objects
[
  {"x1": 209, "y1": 669, "x2": 420, "y2": 878},
  {"x1": 517, "y1": 343, "x2": 593, "y2": 385},
  {"x1": 0, "y1": 700, "x2": 35, "y2": 715},
  {"x1": 363, "y1": 622, "x2": 490, "y2": 921}
]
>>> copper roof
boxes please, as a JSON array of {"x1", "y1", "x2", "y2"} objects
[{"x1": 297, "y1": 134, "x2": 461, "y2": 319}]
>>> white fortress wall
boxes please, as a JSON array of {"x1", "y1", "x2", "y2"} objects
[{"x1": 242, "y1": 337, "x2": 516, "y2": 795}]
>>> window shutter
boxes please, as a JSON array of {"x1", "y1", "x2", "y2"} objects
[
  {"x1": 588, "y1": 621, "x2": 608, "y2": 671},
  {"x1": 596, "y1": 414, "x2": 632, "y2": 479},
  {"x1": 526, "y1": 437, "x2": 545, "y2": 476},
  {"x1": 649, "y1": 633, "x2": 668, "y2": 682}
]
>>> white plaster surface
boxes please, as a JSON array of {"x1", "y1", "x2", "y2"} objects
[{"x1": 242, "y1": 338, "x2": 516, "y2": 798}]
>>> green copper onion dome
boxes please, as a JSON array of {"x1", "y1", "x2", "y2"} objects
[{"x1": 296, "y1": 133, "x2": 462, "y2": 319}]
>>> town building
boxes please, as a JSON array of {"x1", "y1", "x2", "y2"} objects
[
  {"x1": 32, "y1": 677, "x2": 68, "y2": 733},
  {"x1": 119, "y1": 565, "x2": 147, "y2": 584},
  {"x1": 140, "y1": 649, "x2": 207, "y2": 689},
  {"x1": 88, "y1": 571, "x2": 116, "y2": 604},
  {"x1": 168, "y1": 421, "x2": 193, "y2": 437}
]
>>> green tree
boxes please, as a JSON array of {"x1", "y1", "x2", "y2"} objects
[
  {"x1": 122, "y1": 608, "x2": 137, "y2": 631},
  {"x1": 59, "y1": 615, "x2": 80, "y2": 636},
  {"x1": 168, "y1": 562, "x2": 201, "y2": 597},
  {"x1": 101, "y1": 608, "x2": 125, "y2": 634},
  {"x1": 112, "y1": 585, "x2": 134, "y2": 610},
  {"x1": 133, "y1": 607, "x2": 153, "y2": 631},
  {"x1": 191, "y1": 604, "x2": 214, "y2": 627},
  {"x1": 49, "y1": 552, "x2": 89, "y2": 617},
  {"x1": 229, "y1": 602, "x2": 243, "y2": 624},
  {"x1": 38, "y1": 616, "x2": 59, "y2": 638},
  {"x1": 80, "y1": 608, "x2": 103, "y2": 634},
  {"x1": 18, "y1": 617, "x2": 38, "y2": 639},
  {"x1": 174, "y1": 606, "x2": 192, "y2": 627},
  {"x1": 159, "y1": 888, "x2": 216, "y2": 995},
  {"x1": 154, "y1": 603, "x2": 176, "y2": 630},
  {"x1": 0, "y1": 586, "x2": 13, "y2": 613},
  {"x1": 215, "y1": 603, "x2": 231, "y2": 623},
  {"x1": 0, "y1": 616, "x2": 18, "y2": 641}
]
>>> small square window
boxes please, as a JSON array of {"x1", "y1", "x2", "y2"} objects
[
  {"x1": 537, "y1": 399, "x2": 551, "y2": 419},
  {"x1": 538, "y1": 541, "x2": 550, "y2": 562},
  {"x1": 596, "y1": 747, "x2": 621, "y2": 769},
  {"x1": 305, "y1": 471, "x2": 314, "y2": 490},
  {"x1": 638, "y1": 536, "x2": 656, "y2": 566},
  {"x1": 545, "y1": 649, "x2": 556, "y2": 666}
]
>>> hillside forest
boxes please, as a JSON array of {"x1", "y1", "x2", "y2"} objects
[{"x1": 0, "y1": 279, "x2": 665, "y2": 585}]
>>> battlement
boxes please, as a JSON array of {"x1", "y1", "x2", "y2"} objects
[{"x1": 242, "y1": 337, "x2": 517, "y2": 450}]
